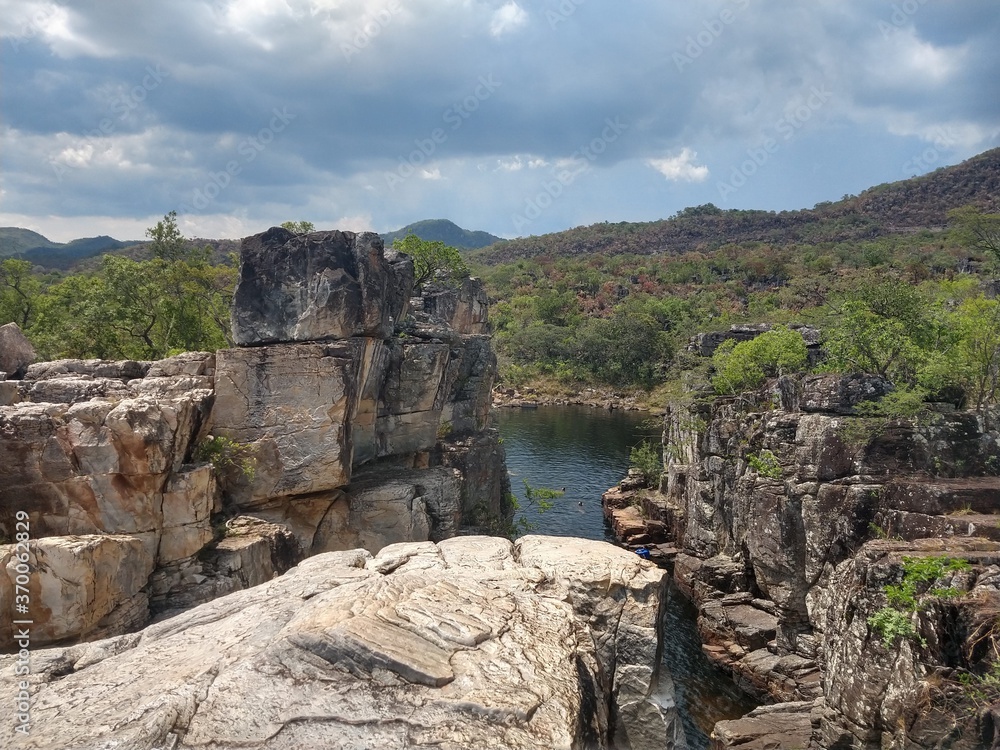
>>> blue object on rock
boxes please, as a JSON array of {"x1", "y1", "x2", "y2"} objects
[{"x1": 635, "y1": 547, "x2": 651, "y2": 559}]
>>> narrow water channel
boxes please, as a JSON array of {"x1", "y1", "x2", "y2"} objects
[{"x1": 495, "y1": 404, "x2": 758, "y2": 749}]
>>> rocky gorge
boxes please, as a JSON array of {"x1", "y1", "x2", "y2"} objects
[
  {"x1": 0, "y1": 228, "x2": 686, "y2": 750},
  {"x1": 605, "y1": 325, "x2": 1000, "y2": 748}
]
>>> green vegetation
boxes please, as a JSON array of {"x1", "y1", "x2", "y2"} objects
[
  {"x1": 392, "y1": 233, "x2": 469, "y2": 290},
  {"x1": 193, "y1": 435, "x2": 257, "y2": 483},
  {"x1": 280, "y1": 220, "x2": 315, "y2": 233},
  {"x1": 747, "y1": 449, "x2": 783, "y2": 480},
  {"x1": 629, "y1": 440, "x2": 662, "y2": 485},
  {"x1": 0, "y1": 213, "x2": 235, "y2": 360},
  {"x1": 509, "y1": 481, "x2": 565, "y2": 536},
  {"x1": 381, "y1": 219, "x2": 502, "y2": 250},
  {"x1": 868, "y1": 556, "x2": 970, "y2": 648},
  {"x1": 711, "y1": 326, "x2": 808, "y2": 394}
]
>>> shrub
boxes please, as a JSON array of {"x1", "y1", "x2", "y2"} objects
[
  {"x1": 629, "y1": 440, "x2": 663, "y2": 485},
  {"x1": 193, "y1": 435, "x2": 257, "y2": 482},
  {"x1": 747, "y1": 449, "x2": 782, "y2": 479},
  {"x1": 712, "y1": 326, "x2": 808, "y2": 394}
]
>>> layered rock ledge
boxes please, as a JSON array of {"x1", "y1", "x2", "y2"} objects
[
  {"x1": 0, "y1": 228, "x2": 512, "y2": 651},
  {"x1": 604, "y1": 331, "x2": 1000, "y2": 748},
  {"x1": 0, "y1": 535, "x2": 682, "y2": 750}
]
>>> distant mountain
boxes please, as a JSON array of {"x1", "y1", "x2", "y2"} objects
[
  {"x1": 381, "y1": 219, "x2": 503, "y2": 250},
  {"x1": 472, "y1": 146, "x2": 1000, "y2": 265},
  {"x1": 0, "y1": 228, "x2": 142, "y2": 269},
  {"x1": 0, "y1": 228, "x2": 56, "y2": 257}
]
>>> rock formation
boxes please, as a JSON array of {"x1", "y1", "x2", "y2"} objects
[
  {"x1": 0, "y1": 228, "x2": 512, "y2": 651},
  {"x1": 0, "y1": 535, "x2": 683, "y2": 750},
  {"x1": 0, "y1": 322, "x2": 36, "y2": 378},
  {"x1": 638, "y1": 341, "x2": 1000, "y2": 748}
]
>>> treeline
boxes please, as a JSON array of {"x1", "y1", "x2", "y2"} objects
[
  {"x1": 0, "y1": 214, "x2": 234, "y2": 361},
  {"x1": 476, "y1": 213, "x2": 1000, "y2": 406}
]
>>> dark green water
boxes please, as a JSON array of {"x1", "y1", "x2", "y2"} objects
[{"x1": 496, "y1": 404, "x2": 758, "y2": 749}]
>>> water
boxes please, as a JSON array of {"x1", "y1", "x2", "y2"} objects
[{"x1": 496, "y1": 404, "x2": 758, "y2": 749}]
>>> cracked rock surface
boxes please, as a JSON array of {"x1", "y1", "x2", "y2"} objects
[{"x1": 0, "y1": 535, "x2": 682, "y2": 750}]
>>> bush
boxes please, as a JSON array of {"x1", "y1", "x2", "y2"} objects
[
  {"x1": 747, "y1": 449, "x2": 782, "y2": 479},
  {"x1": 712, "y1": 326, "x2": 808, "y2": 394},
  {"x1": 193, "y1": 435, "x2": 257, "y2": 482},
  {"x1": 629, "y1": 441, "x2": 662, "y2": 485}
]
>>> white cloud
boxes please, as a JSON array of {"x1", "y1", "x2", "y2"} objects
[
  {"x1": 420, "y1": 167, "x2": 443, "y2": 180},
  {"x1": 490, "y1": 2, "x2": 527, "y2": 37},
  {"x1": 647, "y1": 148, "x2": 709, "y2": 182}
]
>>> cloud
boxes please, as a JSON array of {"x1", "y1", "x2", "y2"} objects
[
  {"x1": 490, "y1": 2, "x2": 527, "y2": 37},
  {"x1": 0, "y1": 0, "x2": 997, "y2": 241},
  {"x1": 647, "y1": 149, "x2": 709, "y2": 182}
]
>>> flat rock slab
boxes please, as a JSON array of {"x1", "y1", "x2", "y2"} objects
[{"x1": 0, "y1": 535, "x2": 681, "y2": 750}]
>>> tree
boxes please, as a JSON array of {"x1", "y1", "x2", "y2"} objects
[
  {"x1": 391, "y1": 233, "x2": 468, "y2": 290},
  {"x1": 949, "y1": 206, "x2": 1000, "y2": 264},
  {"x1": 0, "y1": 259, "x2": 41, "y2": 328},
  {"x1": 280, "y1": 220, "x2": 315, "y2": 233},
  {"x1": 146, "y1": 211, "x2": 187, "y2": 261}
]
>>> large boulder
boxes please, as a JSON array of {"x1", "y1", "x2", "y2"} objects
[
  {"x1": 231, "y1": 227, "x2": 414, "y2": 346},
  {"x1": 0, "y1": 536, "x2": 681, "y2": 750},
  {"x1": 0, "y1": 535, "x2": 154, "y2": 650},
  {"x1": 211, "y1": 340, "x2": 369, "y2": 506},
  {"x1": 0, "y1": 322, "x2": 36, "y2": 378}
]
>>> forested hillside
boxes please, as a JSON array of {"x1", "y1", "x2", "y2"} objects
[
  {"x1": 2, "y1": 150, "x2": 999, "y2": 410},
  {"x1": 470, "y1": 149, "x2": 1000, "y2": 403},
  {"x1": 473, "y1": 147, "x2": 1000, "y2": 265}
]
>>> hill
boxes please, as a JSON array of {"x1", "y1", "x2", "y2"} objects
[
  {"x1": 472, "y1": 147, "x2": 1000, "y2": 265},
  {"x1": 0, "y1": 228, "x2": 142, "y2": 268},
  {"x1": 381, "y1": 219, "x2": 503, "y2": 250}
]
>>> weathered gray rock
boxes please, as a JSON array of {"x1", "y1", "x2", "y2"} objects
[
  {"x1": 231, "y1": 227, "x2": 414, "y2": 345},
  {"x1": 416, "y1": 277, "x2": 490, "y2": 334},
  {"x1": 211, "y1": 340, "x2": 367, "y2": 506},
  {"x1": 24, "y1": 358, "x2": 151, "y2": 381},
  {"x1": 0, "y1": 392, "x2": 213, "y2": 544},
  {"x1": 0, "y1": 321, "x2": 35, "y2": 377},
  {"x1": 312, "y1": 465, "x2": 462, "y2": 553},
  {"x1": 0, "y1": 535, "x2": 154, "y2": 650},
  {"x1": 0, "y1": 536, "x2": 679, "y2": 750},
  {"x1": 777, "y1": 372, "x2": 893, "y2": 414}
]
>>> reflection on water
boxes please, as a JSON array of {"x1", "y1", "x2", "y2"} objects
[{"x1": 496, "y1": 405, "x2": 758, "y2": 749}]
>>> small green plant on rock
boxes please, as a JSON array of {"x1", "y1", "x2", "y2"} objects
[
  {"x1": 868, "y1": 556, "x2": 970, "y2": 648},
  {"x1": 194, "y1": 435, "x2": 257, "y2": 482},
  {"x1": 629, "y1": 440, "x2": 662, "y2": 486},
  {"x1": 747, "y1": 449, "x2": 782, "y2": 479}
]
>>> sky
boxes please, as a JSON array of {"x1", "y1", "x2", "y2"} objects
[{"x1": 1, "y1": 0, "x2": 999, "y2": 244}]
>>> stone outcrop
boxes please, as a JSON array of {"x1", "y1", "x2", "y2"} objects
[
  {"x1": 230, "y1": 227, "x2": 413, "y2": 345},
  {"x1": 646, "y1": 363, "x2": 1000, "y2": 748},
  {"x1": 0, "y1": 321, "x2": 36, "y2": 378},
  {"x1": 1, "y1": 228, "x2": 511, "y2": 651},
  {"x1": 0, "y1": 536, "x2": 681, "y2": 750}
]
